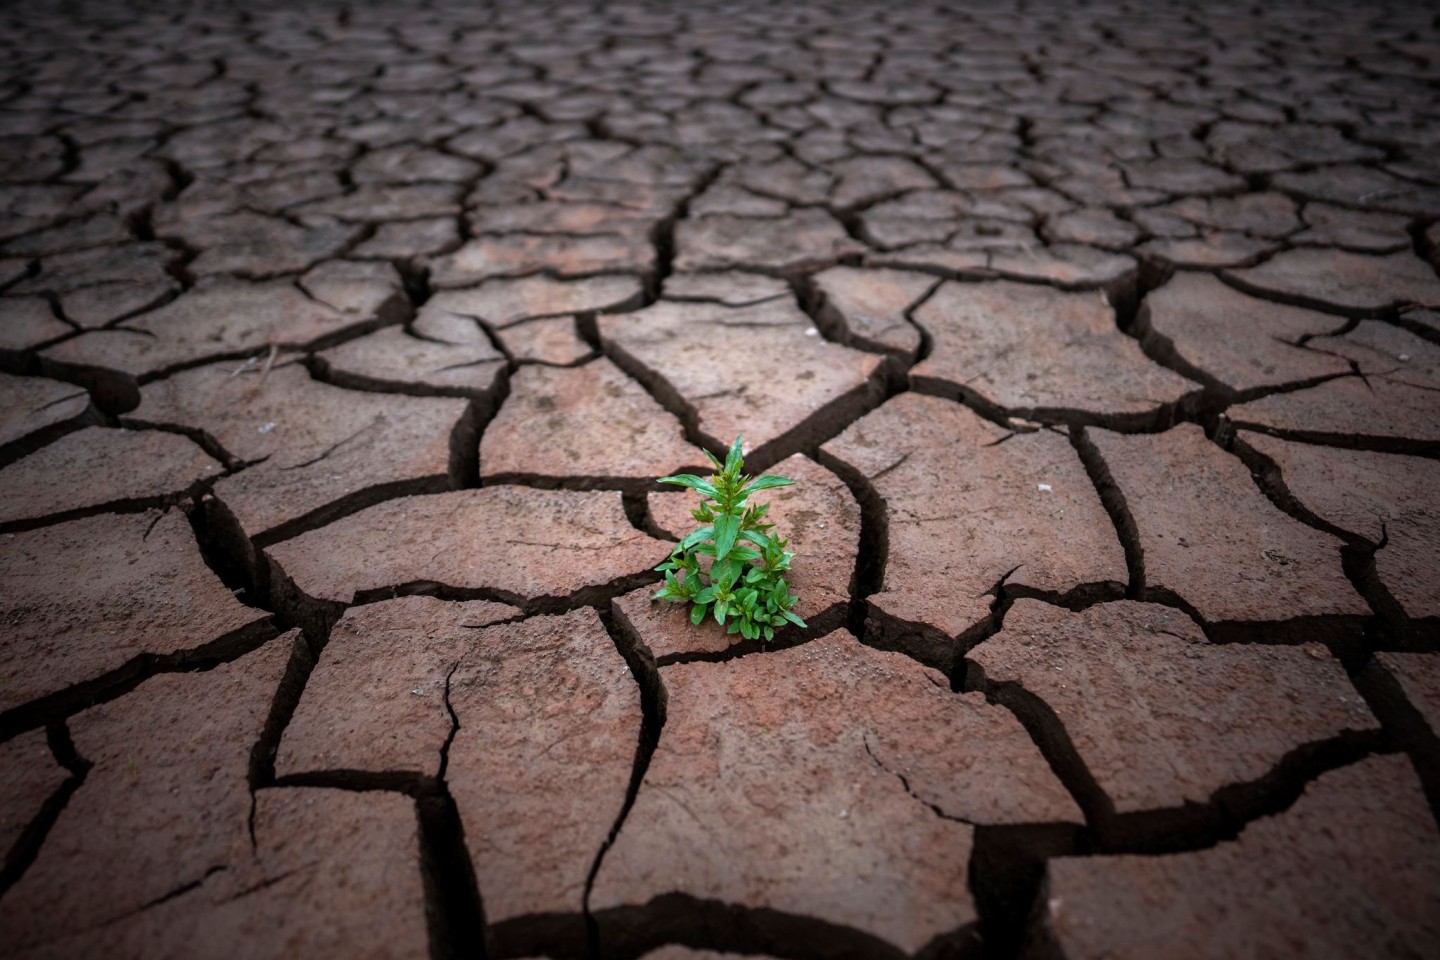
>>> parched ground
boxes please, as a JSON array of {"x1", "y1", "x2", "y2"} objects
[{"x1": 1, "y1": 0, "x2": 1439, "y2": 957}]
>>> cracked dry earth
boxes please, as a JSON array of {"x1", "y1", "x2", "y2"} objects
[{"x1": 3, "y1": 2, "x2": 1440, "y2": 959}]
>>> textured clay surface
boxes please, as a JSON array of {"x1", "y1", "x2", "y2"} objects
[{"x1": 2, "y1": 3, "x2": 1437, "y2": 957}]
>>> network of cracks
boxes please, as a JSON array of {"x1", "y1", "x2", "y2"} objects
[{"x1": 1, "y1": 1, "x2": 1439, "y2": 958}]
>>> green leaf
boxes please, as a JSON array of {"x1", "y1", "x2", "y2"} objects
[
  {"x1": 741, "y1": 474, "x2": 794, "y2": 496},
  {"x1": 782, "y1": 610, "x2": 807, "y2": 628},
  {"x1": 728, "y1": 546, "x2": 761, "y2": 562},
  {"x1": 712, "y1": 512, "x2": 740, "y2": 560},
  {"x1": 679, "y1": 526, "x2": 714, "y2": 551},
  {"x1": 711, "y1": 559, "x2": 741, "y2": 589},
  {"x1": 714, "y1": 600, "x2": 729, "y2": 626},
  {"x1": 739, "y1": 529, "x2": 771, "y2": 549},
  {"x1": 725, "y1": 435, "x2": 745, "y2": 474},
  {"x1": 690, "y1": 603, "x2": 708, "y2": 625},
  {"x1": 703, "y1": 448, "x2": 725, "y2": 471},
  {"x1": 658, "y1": 474, "x2": 719, "y2": 498},
  {"x1": 764, "y1": 625, "x2": 774, "y2": 642}
]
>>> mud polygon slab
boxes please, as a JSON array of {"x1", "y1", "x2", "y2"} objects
[
  {"x1": 0, "y1": 633, "x2": 295, "y2": 951},
  {"x1": 0, "y1": 427, "x2": 220, "y2": 527},
  {"x1": 266, "y1": 488, "x2": 668, "y2": 605},
  {"x1": 0, "y1": 730, "x2": 68, "y2": 865},
  {"x1": 810, "y1": 265, "x2": 935, "y2": 358},
  {"x1": 276, "y1": 596, "x2": 520, "y2": 778},
  {"x1": 970, "y1": 600, "x2": 1377, "y2": 813},
  {"x1": 0, "y1": 510, "x2": 269, "y2": 714},
  {"x1": 1138, "y1": 273, "x2": 1350, "y2": 392},
  {"x1": 822, "y1": 393, "x2": 1125, "y2": 664},
  {"x1": 29, "y1": 790, "x2": 433, "y2": 960},
  {"x1": 0, "y1": 298, "x2": 73, "y2": 353},
  {"x1": 1035, "y1": 757, "x2": 1440, "y2": 959},
  {"x1": 1240, "y1": 433, "x2": 1440, "y2": 622},
  {"x1": 0, "y1": 373, "x2": 94, "y2": 451},
  {"x1": 315, "y1": 316, "x2": 506, "y2": 397},
  {"x1": 1091, "y1": 424, "x2": 1367, "y2": 628},
  {"x1": 426, "y1": 274, "x2": 645, "y2": 325},
  {"x1": 43, "y1": 278, "x2": 374, "y2": 379},
  {"x1": 593, "y1": 630, "x2": 1080, "y2": 954},
  {"x1": 912, "y1": 280, "x2": 1193, "y2": 424},
  {"x1": 599, "y1": 298, "x2": 883, "y2": 461},
  {"x1": 481, "y1": 357, "x2": 698, "y2": 484},
  {"x1": 1225, "y1": 249, "x2": 1440, "y2": 315},
  {"x1": 430, "y1": 233, "x2": 654, "y2": 286},
  {"x1": 134, "y1": 362, "x2": 468, "y2": 540},
  {"x1": 447, "y1": 608, "x2": 641, "y2": 922},
  {"x1": 674, "y1": 209, "x2": 861, "y2": 273}
]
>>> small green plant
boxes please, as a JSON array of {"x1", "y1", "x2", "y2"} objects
[{"x1": 653, "y1": 435, "x2": 805, "y2": 642}]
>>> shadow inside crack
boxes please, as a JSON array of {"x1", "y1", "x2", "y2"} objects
[{"x1": 490, "y1": 893, "x2": 981, "y2": 960}]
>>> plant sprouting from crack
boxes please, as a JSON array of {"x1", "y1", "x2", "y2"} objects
[{"x1": 653, "y1": 435, "x2": 805, "y2": 642}]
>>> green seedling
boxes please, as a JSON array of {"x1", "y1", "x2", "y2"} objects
[{"x1": 653, "y1": 435, "x2": 805, "y2": 642}]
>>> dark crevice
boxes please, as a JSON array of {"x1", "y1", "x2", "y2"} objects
[
  {"x1": 582, "y1": 606, "x2": 670, "y2": 956},
  {"x1": 0, "y1": 400, "x2": 105, "y2": 470},
  {"x1": 116, "y1": 415, "x2": 247, "y2": 469},
  {"x1": 1351, "y1": 657, "x2": 1440, "y2": 826},
  {"x1": 961, "y1": 661, "x2": 1120, "y2": 833},
  {"x1": 596, "y1": 336, "x2": 719, "y2": 460},
  {"x1": 1224, "y1": 429, "x2": 1370, "y2": 544},
  {"x1": 1225, "y1": 430, "x2": 1419, "y2": 647},
  {"x1": 493, "y1": 893, "x2": 965, "y2": 960},
  {"x1": 245, "y1": 632, "x2": 315, "y2": 846},
  {"x1": 448, "y1": 395, "x2": 489, "y2": 489},
  {"x1": 0, "y1": 617, "x2": 278, "y2": 745},
  {"x1": 417, "y1": 786, "x2": 489, "y2": 960},
  {"x1": 1216, "y1": 268, "x2": 1391, "y2": 320},
  {"x1": 814, "y1": 446, "x2": 889, "y2": 650},
  {"x1": 1069, "y1": 425, "x2": 1145, "y2": 598},
  {"x1": 1224, "y1": 419, "x2": 1440, "y2": 460},
  {"x1": 1129, "y1": 299, "x2": 1237, "y2": 398},
  {"x1": 910, "y1": 372, "x2": 1195, "y2": 435},
  {"x1": 0, "y1": 477, "x2": 227, "y2": 538},
  {"x1": 31, "y1": 356, "x2": 141, "y2": 415},
  {"x1": 262, "y1": 559, "x2": 668, "y2": 648},
  {"x1": 1340, "y1": 542, "x2": 1424, "y2": 650},
  {"x1": 1095, "y1": 729, "x2": 1386, "y2": 855},
  {"x1": 0, "y1": 723, "x2": 91, "y2": 897},
  {"x1": 271, "y1": 768, "x2": 432, "y2": 795},
  {"x1": 305, "y1": 348, "x2": 509, "y2": 400},
  {"x1": 969, "y1": 824, "x2": 1080, "y2": 960},
  {"x1": 620, "y1": 489, "x2": 654, "y2": 534},
  {"x1": 963, "y1": 658, "x2": 1387, "y2": 856},
  {"x1": 746, "y1": 365, "x2": 894, "y2": 473},
  {"x1": 1390, "y1": 306, "x2": 1440, "y2": 347},
  {"x1": 1133, "y1": 583, "x2": 1370, "y2": 657},
  {"x1": 645, "y1": 162, "x2": 725, "y2": 300},
  {"x1": 479, "y1": 471, "x2": 703, "y2": 498}
]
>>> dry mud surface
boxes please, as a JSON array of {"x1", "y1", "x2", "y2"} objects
[{"x1": 1, "y1": 1, "x2": 1439, "y2": 958}]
